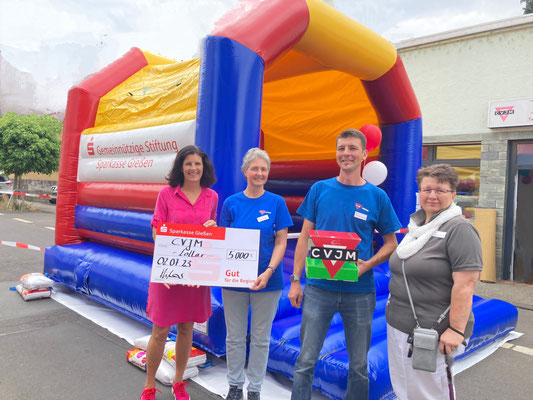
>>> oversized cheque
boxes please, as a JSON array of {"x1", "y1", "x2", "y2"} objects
[{"x1": 151, "y1": 222, "x2": 259, "y2": 288}]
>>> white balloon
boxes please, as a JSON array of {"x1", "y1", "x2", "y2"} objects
[{"x1": 362, "y1": 161, "x2": 388, "y2": 185}]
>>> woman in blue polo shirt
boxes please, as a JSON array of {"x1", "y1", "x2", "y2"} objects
[{"x1": 220, "y1": 148, "x2": 293, "y2": 400}]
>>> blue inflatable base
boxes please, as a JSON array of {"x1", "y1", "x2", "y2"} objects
[
  {"x1": 44, "y1": 242, "x2": 227, "y2": 356},
  {"x1": 268, "y1": 292, "x2": 517, "y2": 400},
  {"x1": 44, "y1": 239, "x2": 518, "y2": 400}
]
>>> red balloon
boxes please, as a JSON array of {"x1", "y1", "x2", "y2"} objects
[{"x1": 360, "y1": 124, "x2": 382, "y2": 152}]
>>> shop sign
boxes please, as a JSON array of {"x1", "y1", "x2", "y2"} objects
[{"x1": 488, "y1": 98, "x2": 533, "y2": 128}]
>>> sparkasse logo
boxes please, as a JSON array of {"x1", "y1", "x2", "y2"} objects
[
  {"x1": 494, "y1": 106, "x2": 515, "y2": 122},
  {"x1": 87, "y1": 137, "x2": 95, "y2": 155}
]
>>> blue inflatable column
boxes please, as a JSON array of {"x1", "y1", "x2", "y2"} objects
[
  {"x1": 195, "y1": 35, "x2": 265, "y2": 208},
  {"x1": 379, "y1": 118, "x2": 422, "y2": 226}
]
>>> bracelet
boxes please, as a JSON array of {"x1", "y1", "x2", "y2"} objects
[
  {"x1": 266, "y1": 266, "x2": 276, "y2": 272},
  {"x1": 449, "y1": 326, "x2": 465, "y2": 337}
]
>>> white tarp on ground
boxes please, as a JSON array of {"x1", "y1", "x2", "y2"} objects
[
  {"x1": 51, "y1": 285, "x2": 329, "y2": 399},
  {"x1": 51, "y1": 285, "x2": 521, "y2": 400}
]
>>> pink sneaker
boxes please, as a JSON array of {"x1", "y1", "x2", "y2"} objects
[
  {"x1": 172, "y1": 381, "x2": 190, "y2": 400},
  {"x1": 139, "y1": 387, "x2": 161, "y2": 400}
]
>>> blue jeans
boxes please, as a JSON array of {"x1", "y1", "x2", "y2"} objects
[{"x1": 291, "y1": 284, "x2": 376, "y2": 400}]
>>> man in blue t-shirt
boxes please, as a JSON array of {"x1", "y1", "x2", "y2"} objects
[{"x1": 288, "y1": 129, "x2": 401, "y2": 400}]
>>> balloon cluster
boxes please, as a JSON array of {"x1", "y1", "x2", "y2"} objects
[
  {"x1": 360, "y1": 124, "x2": 387, "y2": 186},
  {"x1": 360, "y1": 124, "x2": 381, "y2": 152}
]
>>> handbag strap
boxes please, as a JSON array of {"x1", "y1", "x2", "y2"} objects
[{"x1": 401, "y1": 260, "x2": 450, "y2": 329}]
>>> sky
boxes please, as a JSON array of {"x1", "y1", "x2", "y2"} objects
[
  {"x1": 0, "y1": 0, "x2": 526, "y2": 116},
  {"x1": 334, "y1": 0, "x2": 525, "y2": 42}
]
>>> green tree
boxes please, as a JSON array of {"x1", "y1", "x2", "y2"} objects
[
  {"x1": 0, "y1": 112, "x2": 62, "y2": 190},
  {"x1": 522, "y1": 0, "x2": 533, "y2": 14}
]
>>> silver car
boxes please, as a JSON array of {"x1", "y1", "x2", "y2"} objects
[
  {"x1": 49, "y1": 185, "x2": 57, "y2": 204},
  {"x1": 0, "y1": 173, "x2": 13, "y2": 194}
]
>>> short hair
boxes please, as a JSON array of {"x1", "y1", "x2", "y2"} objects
[
  {"x1": 241, "y1": 147, "x2": 271, "y2": 172},
  {"x1": 416, "y1": 164, "x2": 459, "y2": 192},
  {"x1": 167, "y1": 145, "x2": 216, "y2": 188},
  {"x1": 336, "y1": 129, "x2": 367, "y2": 150}
]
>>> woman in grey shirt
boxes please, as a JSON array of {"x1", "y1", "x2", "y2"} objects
[{"x1": 386, "y1": 164, "x2": 482, "y2": 399}]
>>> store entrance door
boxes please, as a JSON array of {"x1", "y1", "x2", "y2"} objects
[
  {"x1": 505, "y1": 142, "x2": 533, "y2": 282},
  {"x1": 513, "y1": 167, "x2": 533, "y2": 283}
]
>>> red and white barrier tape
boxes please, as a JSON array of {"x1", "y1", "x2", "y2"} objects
[
  {"x1": 372, "y1": 228, "x2": 408, "y2": 234},
  {"x1": 374, "y1": 228, "x2": 407, "y2": 233},
  {"x1": 0, "y1": 191, "x2": 56, "y2": 199},
  {"x1": 0, "y1": 241, "x2": 45, "y2": 252}
]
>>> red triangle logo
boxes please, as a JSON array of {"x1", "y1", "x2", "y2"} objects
[
  {"x1": 495, "y1": 106, "x2": 514, "y2": 122},
  {"x1": 322, "y1": 259, "x2": 344, "y2": 278}
]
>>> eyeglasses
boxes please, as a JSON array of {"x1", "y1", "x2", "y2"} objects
[{"x1": 420, "y1": 189, "x2": 454, "y2": 195}]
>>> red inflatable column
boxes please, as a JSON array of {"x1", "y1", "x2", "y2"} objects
[{"x1": 55, "y1": 48, "x2": 149, "y2": 245}]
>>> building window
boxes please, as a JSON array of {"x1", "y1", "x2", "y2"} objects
[{"x1": 422, "y1": 143, "x2": 481, "y2": 219}]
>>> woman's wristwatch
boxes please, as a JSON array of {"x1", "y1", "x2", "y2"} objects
[
  {"x1": 290, "y1": 274, "x2": 301, "y2": 282},
  {"x1": 266, "y1": 266, "x2": 275, "y2": 273}
]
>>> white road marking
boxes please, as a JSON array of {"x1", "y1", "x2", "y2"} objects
[
  {"x1": 0, "y1": 213, "x2": 4, "y2": 215},
  {"x1": 12, "y1": 218, "x2": 32, "y2": 224},
  {"x1": 501, "y1": 342, "x2": 533, "y2": 356},
  {"x1": 513, "y1": 345, "x2": 533, "y2": 356},
  {"x1": 45, "y1": 226, "x2": 55, "y2": 231},
  {"x1": 0, "y1": 330, "x2": 29, "y2": 337}
]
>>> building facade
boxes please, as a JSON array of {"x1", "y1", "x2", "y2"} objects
[{"x1": 396, "y1": 14, "x2": 533, "y2": 282}]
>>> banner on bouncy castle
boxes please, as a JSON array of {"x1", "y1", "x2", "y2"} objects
[
  {"x1": 305, "y1": 230, "x2": 360, "y2": 281},
  {"x1": 78, "y1": 120, "x2": 195, "y2": 183}
]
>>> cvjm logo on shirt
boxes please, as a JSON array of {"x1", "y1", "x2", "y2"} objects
[
  {"x1": 355, "y1": 203, "x2": 369, "y2": 212},
  {"x1": 354, "y1": 203, "x2": 369, "y2": 221}
]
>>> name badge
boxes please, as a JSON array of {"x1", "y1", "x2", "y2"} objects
[
  {"x1": 354, "y1": 211, "x2": 368, "y2": 221},
  {"x1": 257, "y1": 215, "x2": 269, "y2": 222},
  {"x1": 432, "y1": 231, "x2": 446, "y2": 238}
]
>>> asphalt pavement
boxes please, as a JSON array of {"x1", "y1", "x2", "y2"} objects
[
  {"x1": 2, "y1": 201, "x2": 533, "y2": 399},
  {"x1": 0, "y1": 202, "x2": 222, "y2": 400}
]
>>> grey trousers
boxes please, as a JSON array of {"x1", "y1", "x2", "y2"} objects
[{"x1": 222, "y1": 288, "x2": 282, "y2": 393}]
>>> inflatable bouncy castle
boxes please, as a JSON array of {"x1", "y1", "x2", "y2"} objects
[{"x1": 44, "y1": 1, "x2": 518, "y2": 399}]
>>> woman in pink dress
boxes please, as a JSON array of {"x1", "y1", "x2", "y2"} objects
[{"x1": 140, "y1": 145, "x2": 218, "y2": 400}]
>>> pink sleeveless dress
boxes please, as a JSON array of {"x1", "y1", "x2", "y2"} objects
[{"x1": 147, "y1": 185, "x2": 218, "y2": 327}]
